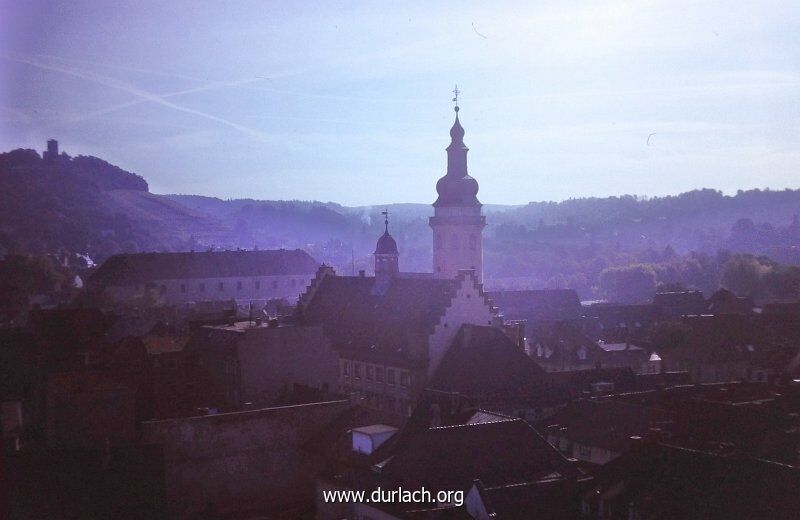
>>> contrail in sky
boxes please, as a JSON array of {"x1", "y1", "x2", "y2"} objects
[{"x1": 3, "y1": 54, "x2": 286, "y2": 145}]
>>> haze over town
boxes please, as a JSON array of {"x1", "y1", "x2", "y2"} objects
[
  {"x1": 2, "y1": 0, "x2": 799, "y2": 205},
  {"x1": 3, "y1": 2, "x2": 800, "y2": 519}
]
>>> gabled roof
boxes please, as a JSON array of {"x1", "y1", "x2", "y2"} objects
[
  {"x1": 588, "y1": 442, "x2": 800, "y2": 519},
  {"x1": 475, "y1": 477, "x2": 580, "y2": 520},
  {"x1": 487, "y1": 289, "x2": 582, "y2": 323},
  {"x1": 380, "y1": 418, "x2": 577, "y2": 490},
  {"x1": 544, "y1": 399, "x2": 676, "y2": 453},
  {"x1": 89, "y1": 249, "x2": 319, "y2": 286},
  {"x1": 429, "y1": 325, "x2": 561, "y2": 408},
  {"x1": 301, "y1": 274, "x2": 463, "y2": 362}
]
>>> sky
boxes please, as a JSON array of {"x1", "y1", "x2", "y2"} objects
[{"x1": 0, "y1": 0, "x2": 798, "y2": 206}]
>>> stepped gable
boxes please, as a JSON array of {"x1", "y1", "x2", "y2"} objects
[
  {"x1": 301, "y1": 273, "x2": 460, "y2": 363},
  {"x1": 89, "y1": 249, "x2": 319, "y2": 286}
]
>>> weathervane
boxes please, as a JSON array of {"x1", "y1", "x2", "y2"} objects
[
  {"x1": 382, "y1": 209, "x2": 389, "y2": 233},
  {"x1": 452, "y1": 84, "x2": 460, "y2": 112}
]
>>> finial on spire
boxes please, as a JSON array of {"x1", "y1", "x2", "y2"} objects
[
  {"x1": 382, "y1": 209, "x2": 389, "y2": 233},
  {"x1": 452, "y1": 84, "x2": 460, "y2": 113}
]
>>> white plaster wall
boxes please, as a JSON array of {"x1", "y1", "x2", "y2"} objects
[
  {"x1": 431, "y1": 224, "x2": 484, "y2": 283},
  {"x1": 426, "y1": 276, "x2": 495, "y2": 376},
  {"x1": 106, "y1": 274, "x2": 313, "y2": 306}
]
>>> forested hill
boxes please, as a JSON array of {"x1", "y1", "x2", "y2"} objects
[{"x1": 2, "y1": 146, "x2": 800, "y2": 299}]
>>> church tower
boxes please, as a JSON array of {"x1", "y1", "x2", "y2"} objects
[
  {"x1": 374, "y1": 210, "x2": 399, "y2": 278},
  {"x1": 429, "y1": 87, "x2": 486, "y2": 283},
  {"x1": 372, "y1": 209, "x2": 399, "y2": 295}
]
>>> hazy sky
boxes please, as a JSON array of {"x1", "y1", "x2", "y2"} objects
[{"x1": 1, "y1": 1, "x2": 798, "y2": 206}]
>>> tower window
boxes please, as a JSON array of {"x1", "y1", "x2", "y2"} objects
[
  {"x1": 237, "y1": 281, "x2": 242, "y2": 290},
  {"x1": 450, "y1": 234, "x2": 459, "y2": 251},
  {"x1": 218, "y1": 282, "x2": 224, "y2": 291},
  {"x1": 469, "y1": 234, "x2": 477, "y2": 250},
  {"x1": 199, "y1": 283, "x2": 205, "y2": 292},
  {"x1": 255, "y1": 280, "x2": 261, "y2": 290}
]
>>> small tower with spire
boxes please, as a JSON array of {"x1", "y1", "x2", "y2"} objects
[
  {"x1": 374, "y1": 209, "x2": 399, "y2": 278},
  {"x1": 429, "y1": 86, "x2": 486, "y2": 283}
]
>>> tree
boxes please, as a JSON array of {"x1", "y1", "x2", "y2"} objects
[
  {"x1": 598, "y1": 264, "x2": 658, "y2": 303},
  {"x1": 721, "y1": 255, "x2": 770, "y2": 297}
]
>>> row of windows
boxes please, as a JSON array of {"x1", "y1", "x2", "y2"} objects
[
  {"x1": 341, "y1": 360, "x2": 411, "y2": 387},
  {"x1": 153, "y1": 278, "x2": 308, "y2": 295}
]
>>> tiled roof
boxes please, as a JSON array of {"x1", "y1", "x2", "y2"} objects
[
  {"x1": 588, "y1": 442, "x2": 800, "y2": 519},
  {"x1": 430, "y1": 325, "x2": 562, "y2": 408},
  {"x1": 545, "y1": 399, "x2": 676, "y2": 453},
  {"x1": 487, "y1": 289, "x2": 582, "y2": 323},
  {"x1": 89, "y1": 249, "x2": 319, "y2": 286},
  {"x1": 381, "y1": 418, "x2": 577, "y2": 491},
  {"x1": 301, "y1": 274, "x2": 460, "y2": 362},
  {"x1": 477, "y1": 477, "x2": 580, "y2": 520}
]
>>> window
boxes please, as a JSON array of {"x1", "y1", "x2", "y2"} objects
[
  {"x1": 469, "y1": 234, "x2": 477, "y2": 250},
  {"x1": 180, "y1": 284, "x2": 186, "y2": 293},
  {"x1": 237, "y1": 281, "x2": 242, "y2": 290},
  {"x1": 400, "y1": 371, "x2": 410, "y2": 388},
  {"x1": 218, "y1": 282, "x2": 224, "y2": 291},
  {"x1": 579, "y1": 444, "x2": 592, "y2": 458},
  {"x1": 376, "y1": 367, "x2": 384, "y2": 382},
  {"x1": 387, "y1": 369, "x2": 395, "y2": 385},
  {"x1": 199, "y1": 283, "x2": 205, "y2": 292},
  {"x1": 160, "y1": 284, "x2": 167, "y2": 294},
  {"x1": 450, "y1": 234, "x2": 459, "y2": 251},
  {"x1": 366, "y1": 365, "x2": 374, "y2": 381},
  {"x1": 342, "y1": 361, "x2": 350, "y2": 376},
  {"x1": 291, "y1": 279, "x2": 296, "y2": 288},
  {"x1": 354, "y1": 363, "x2": 362, "y2": 379},
  {"x1": 272, "y1": 280, "x2": 278, "y2": 289},
  {"x1": 255, "y1": 280, "x2": 261, "y2": 290}
]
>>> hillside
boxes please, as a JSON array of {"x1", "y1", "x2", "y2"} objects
[{"x1": 2, "y1": 146, "x2": 800, "y2": 297}]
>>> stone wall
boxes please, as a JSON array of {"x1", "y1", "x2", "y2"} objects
[{"x1": 142, "y1": 399, "x2": 352, "y2": 518}]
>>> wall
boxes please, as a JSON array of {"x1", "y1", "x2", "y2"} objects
[
  {"x1": 104, "y1": 273, "x2": 313, "y2": 306},
  {"x1": 142, "y1": 400, "x2": 352, "y2": 518},
  {"x1": 236, "y1": 324, "x2": 339, "y2": 405},
  {"x1": 427, "y1": 274, "x2": 496, "y2": 376}
]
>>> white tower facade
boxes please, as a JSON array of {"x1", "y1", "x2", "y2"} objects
[{"x1": 429, "y1": 99, "x2": 486, "y2": 283}]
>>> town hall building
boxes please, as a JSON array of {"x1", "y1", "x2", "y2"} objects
[{"x1": 295, "y1": 98, "x2": 499, "y2": 419}]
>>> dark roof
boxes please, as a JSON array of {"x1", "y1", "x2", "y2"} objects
[
  {"x1": 654, "y1": 291, "x2": 707, "y2": 315},
  {"x1": 551, "y1": 367, "x2": 638, "y2": 395},
  {"x1": 374, "y1": 231, "x2": 398, "y2": 255},
  {"x1": 429, "y1": 325, "x2": 561, "y2": 408},
  {"x1": 589, "y1": 442, "x2": 800, "y2": 519},
  {"x1": 301, "y1": 274, "x2": 463, "y2": 363},
  {"x1": 487, "y1": 289, "x2": 583, "y2": 323},
  {"x1": 89, "y1": 249, "x2": 319, "y2": 286},
  {"x1": 544, "y1": 399, "x2": 675, "y2": 453},
  {"x1": 476, "y1": 477, "x2": 580, "y2": 520},
  {"x1": 381, "y1": 418, "x2": 577, "y2": 491}
]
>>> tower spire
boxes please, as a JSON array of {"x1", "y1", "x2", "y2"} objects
[{"x1": 382, "y1": 209, "x2": 389, "y2": 234}]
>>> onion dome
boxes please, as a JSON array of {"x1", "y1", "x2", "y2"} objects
[
  {"x1": 434, "y1": 106, "x2": 481, "y2": 207},
  {"x1": 374, "y1": 213, "x2": 398, "y2": 255}
]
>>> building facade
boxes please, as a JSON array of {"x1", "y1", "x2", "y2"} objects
[{"x1": 89, "y1": 249, "x2": 320, "y2": 307}]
